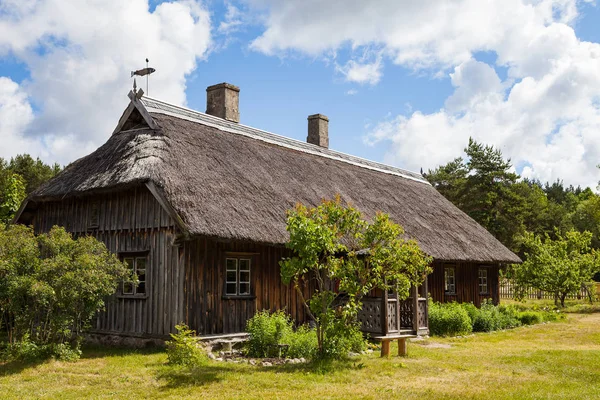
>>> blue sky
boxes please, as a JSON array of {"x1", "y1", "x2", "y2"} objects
[{"x1": 0, "y1": 0, "x2": 599, "y2": 189}]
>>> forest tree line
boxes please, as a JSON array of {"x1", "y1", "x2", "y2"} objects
[{"x1": 424, "y1": 138, "x2": 600, "y2": 282}]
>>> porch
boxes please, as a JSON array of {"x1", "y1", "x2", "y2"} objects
[{"x1": 357, "y1": 285, "x2": 429, "y2": 357}]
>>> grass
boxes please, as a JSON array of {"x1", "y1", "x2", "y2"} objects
[{"x1": 1, "y1": 313, "x2": 600, "y2": 399}]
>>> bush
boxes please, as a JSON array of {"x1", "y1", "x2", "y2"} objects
[
  {"x1": 165, "y1": 324, "x2": 207, "y2": 366},
  {"x1": 321, "y1": 322, "x2": 365, "y2": 359},
  {"x1": 0, "y1": 334, "x2": 81, "y2": 362},
  {"x1": 429, "y1": 301, "x2": 472, "y2": 336},
  {"x1": 518, "y1": 311, "x2": 543, "y2": 325},
  {"x1": 0, "y1": 224, "x2": 129, "y2": 357},
  {"x1": 246, "y1": 310, "x2": 294, "y2": 358},
  {"x1": 282, "y1": 325, "x2": 318, "y2": 359},
  {"x1": 496, "y1": 304, "x2": 522, "y2": 329}
]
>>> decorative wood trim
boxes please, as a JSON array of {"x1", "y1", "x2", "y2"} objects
[
  {"x1": 145, "y1": 181, "x2": 189, "y2": 235},
  {"x1": 12, "y1": 199, "x2": 30, "y2": 224},
  {"x1": 112, "y1": 93, "x2": 157, "y2": 135}
]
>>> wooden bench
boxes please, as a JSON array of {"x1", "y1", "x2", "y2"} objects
[{"x1": 372, "y1": 334, "x2": 415, "y2": 358}]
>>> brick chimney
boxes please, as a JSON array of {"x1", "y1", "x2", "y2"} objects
[
  {"x1": 206, "y1": 83, "x2": 240, "y2": 123},
  {"x1": 307, "y1": 114, "x2": 329, "y2": 148}
]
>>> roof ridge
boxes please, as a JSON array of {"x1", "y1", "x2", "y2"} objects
[{"x1": 140, "y1": 96, "x2": 430, "y2": 185}]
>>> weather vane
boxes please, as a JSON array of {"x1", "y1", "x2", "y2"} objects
[{"x1": 131, "y1": 58, "x2": 156, "y2": 95}]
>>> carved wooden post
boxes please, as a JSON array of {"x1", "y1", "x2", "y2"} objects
[
  {"x1": 382, "y1": 283, "x2": 389, "y2": 336},
  {"x1": 423, "y1": 278, "x2": 429, "y2": 330},
  {"x1": 412, "y1": 285, "x2": 419, "y2": 333}
]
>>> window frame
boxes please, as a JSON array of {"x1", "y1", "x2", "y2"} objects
[
  {"x1": 223, "y1": 256, "x2": 253, "y2": 299},
  {"x1": 119, "y1": 251, "x2": 149, "y2": 298},
  {"x1": 444, "y1": 266, "x2": 456, "y2": 295},
  {"x1": 478, "y1": 268, "x2": 489, "y2": 295},
  {"x1": 88, "y1": 201, "x2": 99, "y2": 231}
]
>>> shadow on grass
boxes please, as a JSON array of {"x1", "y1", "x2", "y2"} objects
[
  {"x1": 0, "y1": 358, "x2": 48, "y2": 377},
  {"x1": 156, "y1": 364, "x2": 231, "y2": 388},
  {"x1": 155, "y1": 357, "x2": 359, "y2": 389},
  {"x1": 79, "y1": 344, "x2": 165, "y2": 360}
]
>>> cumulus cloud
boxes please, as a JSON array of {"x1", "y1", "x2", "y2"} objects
[
  {"x1": 248, "y1": 0, "x2": 600, "y2": 188},
  {"x1": 337, "y1": 58, "x2": 383, "y2": 85},
  {"x1": 0, "y1": 0, "x2": 211, "y2": 165}
]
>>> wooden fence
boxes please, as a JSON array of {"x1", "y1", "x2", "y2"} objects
[{"x1": 499, "y1": 279, "x2": 594, "y2": 300}]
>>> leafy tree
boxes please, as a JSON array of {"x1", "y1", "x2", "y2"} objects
[
  {"x1": 280, "y1": 197, "x2": 432, "y2": 358},
  {"x1": 509, "y1": 230, "x2": 600, "y2": 307},
  {"x1": 0, "y1": 224, "x2": 129, "y2": 355},
  {"x1": 6, "y1": 154, "x2": 61, "y2": 195},
  {"x1": 0, "y1": 172, "x2": 26, "y2": 224}
]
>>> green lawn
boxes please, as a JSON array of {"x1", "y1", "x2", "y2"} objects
[{"x1": 2, "y1": 313, "x2": 600, "y2": 400}]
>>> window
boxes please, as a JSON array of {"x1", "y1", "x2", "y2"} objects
[
  {"x1": 88, "y1": 202, "x2": 99, "y2": 230},
  {"x1": 478, "y1": 268, "x2": 488, "y2": 294},
  {"x1": 122, "y1": 257, "x2": 147, "y2": 296},
  {"x1": 225, "y1": 258, "x2": 251, "y2": 296},
  {"x1": 444, "y1": 267, "x2": 456, "y2": 295}
]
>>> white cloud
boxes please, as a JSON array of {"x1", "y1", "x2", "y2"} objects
[
  {"x1": 0, "y1": 0, "x2": 211, "y2": 165},
  {"x1": 337, "y1": 58, "x2": 383, "y2": 85},
  {"x1": 345, "y1": 89, "x2": 358, "y2": 96},
  {"x1": 248, "y1": 0, "x2": 600, "y2": 188}
]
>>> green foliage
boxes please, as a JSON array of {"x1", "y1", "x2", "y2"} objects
[
  {"x1": 428, "y1": 301, "x2": 473, "y2": 336},
  {"x1": 165, "y1": 324, "x2": 207, "y2": 366},
  {"x1": 1, "y1": 334, "x2": 81, "y2": 362},
  {"x1": 283, "y1": 325, "x2": 318, "y2": 359},
  {"x1": 246, "y1": 310, "x2": 293, "y2": 358},
  {"x1": 4, "y1": 154, "x2": 61, "y2": 195},
  {"x1": 0, "y1": 224, "x2": 129, "y2": 358},
  {"x1": 280, "y1": 197, "x2": 431, "y2": 359},
  {"x1": 245, "y1": 310, "x2": 320, "y2": 359},
  {"x1": 429, "y1": 301, "x2": 526, "y2": 336},
  {"x1": 0, "y1": 172, "x2": 26, "y2": 224},
  {"x1": 517, "y1": 311, "x2": 543, "y2": 325},
  {"x1": 425, "y1": 139, "x2": 600, "y2": 256},
  {"x1": 509, "y1": 230, "x2": 600, "y2": 307},
  {"x1": 425, "y1": 138, "x2": 524, "y2": 251}
]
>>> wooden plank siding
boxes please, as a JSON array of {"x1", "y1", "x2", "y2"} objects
[
  {"x1": 28, "y1": 187, "x2": 184, "y2": 338},
  {"x1": 182, "y1": 237, "x2": 311, "y2": 335},
  {"x1": 427, "y1": 261, "x2": 500, "y2": 306},
  {"x1": 26, "y1": 185, "x2": 503, "y2": 338}
]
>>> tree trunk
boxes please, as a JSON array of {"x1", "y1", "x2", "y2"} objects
[{"x1": 560, "y1": 292, "x2": 567, "y2": 308}]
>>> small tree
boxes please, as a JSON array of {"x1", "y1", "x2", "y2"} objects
[
  {"x1": 280, "y1": 197, "x2": 432, "y2": 358},
  {"x1": 0, "y1": 224, "x2": 129, "y2": 353},
  {"x1": 510, "y1": 230, "x2": 600, "y2": 307}
]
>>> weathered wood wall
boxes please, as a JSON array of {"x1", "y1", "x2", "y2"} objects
[
  {"x1": 428, "y1": 261, "x2": 500, "y2": 306},
  {"x1": 183, "y1": 237, "x2": 311, "y2": 335},
  {"x1": 27, "y1": 187, "x2": 184, "y2": 337}
]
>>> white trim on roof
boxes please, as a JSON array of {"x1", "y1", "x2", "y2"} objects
[{"x1": 140, "y1": 96, "x2": 430, "y2": 185}]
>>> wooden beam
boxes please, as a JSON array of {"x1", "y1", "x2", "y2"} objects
[
  {"x1": 412, "y1": 285, "x2": 419, "y2": 333},
  {"x1": 145, "y1": 182, "x2": 189, "y2": 236},
  {"x1": 398, "y1": 338, "x2": 407, "y2": 357},
  {"x1": 381, "y1": 340, "x2": 390, "y2": 358}
]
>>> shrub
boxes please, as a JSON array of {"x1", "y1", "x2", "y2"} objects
[
  {"x1": 429, "y1": 301, "x2": 472, "y2": 336},
  {"x1": 321, "y1": 322, "x2": 365, "y2": 359},
  {"x1": 496, "y1": 304, "x2": 521, "y2": 329},
  {"x1": 0, "y1": 224, "x2": 129, "y2": 359},
  {"x1": 165, "y1": 324, "x2": 207, "y2": 366},
  {"x1": 246, "y1": 310, "x2": 293, "y2": 358},
  {"x1": 518, "y1": 311, "x2": 543, "y2": 325},
  {"x1": 282, "y1": 325, "x2": 318, "y2": 359},
  {"x1": 0, "y1": 334, "x2": 81, "y2": 362}
]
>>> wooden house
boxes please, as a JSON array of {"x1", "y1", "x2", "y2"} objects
[{"x1": 15, "y1": 83, "x2": 520, "y2": 341}]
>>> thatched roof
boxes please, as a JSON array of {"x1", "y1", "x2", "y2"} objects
[{"x1": 24, "y1": 95, "x2": 520, "y2": 263}]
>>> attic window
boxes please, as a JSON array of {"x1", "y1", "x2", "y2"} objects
[{"x1": 88, "y1": 202, "x2": 99, "y2": 230}]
